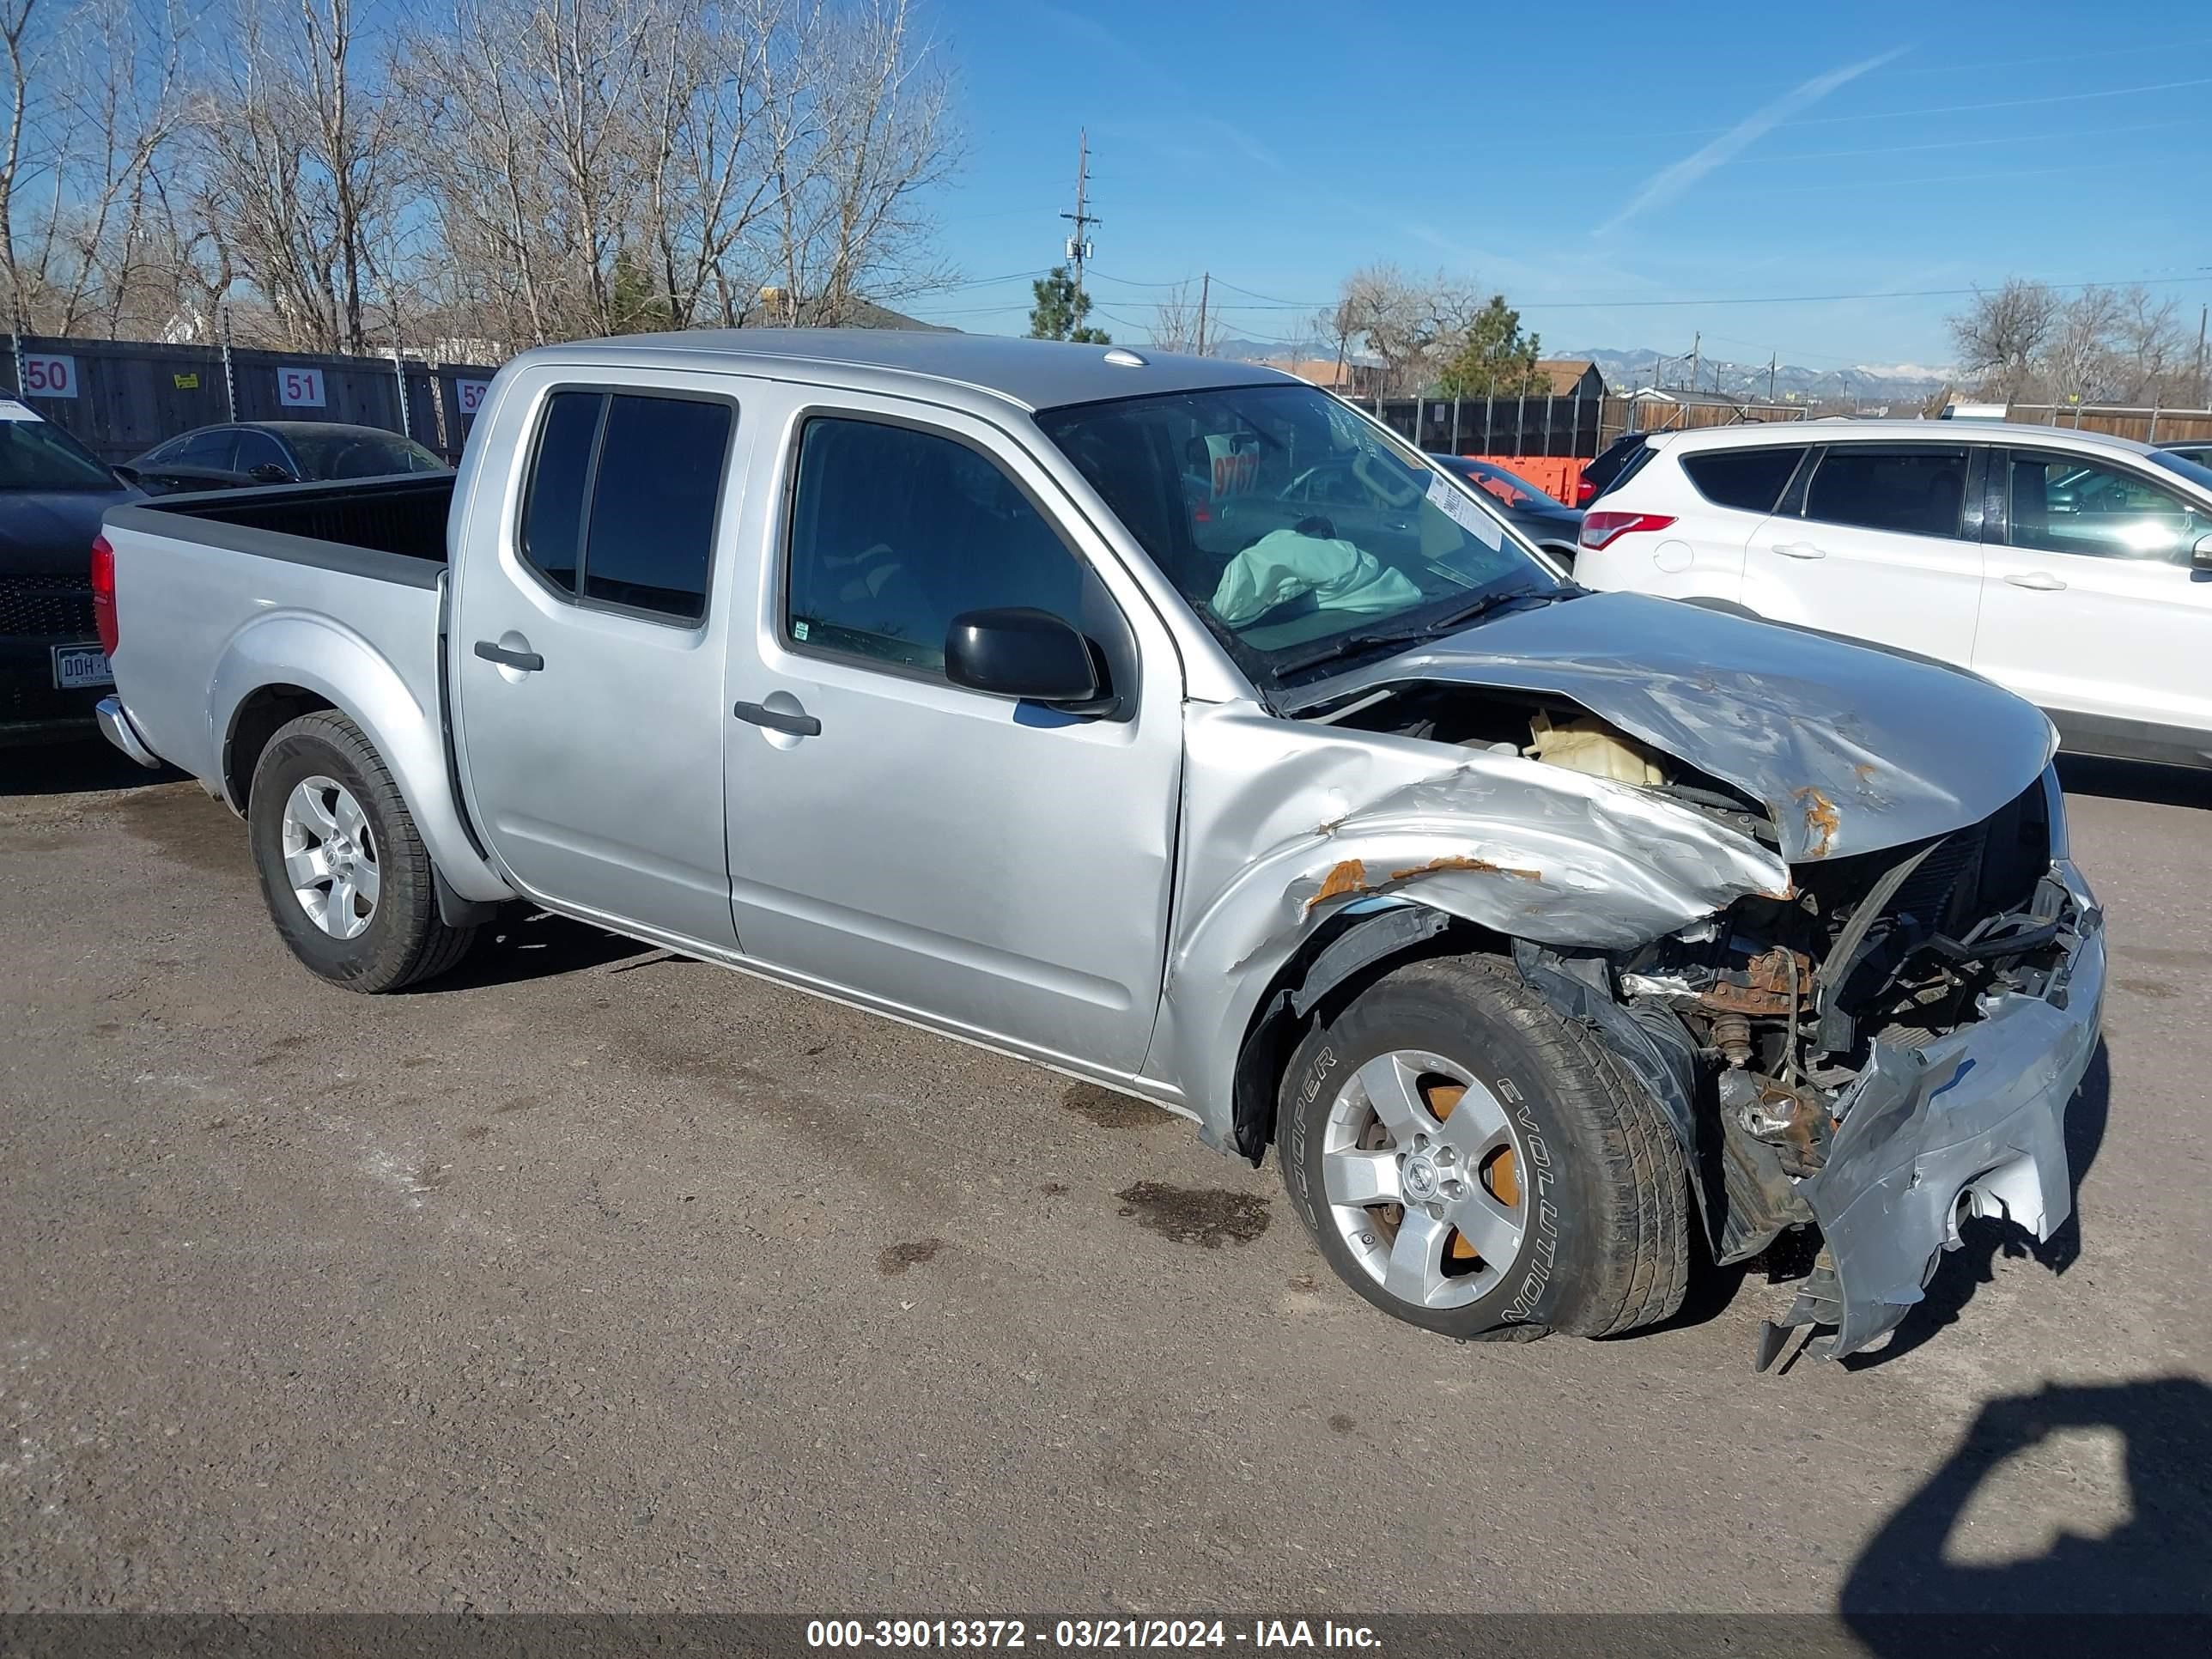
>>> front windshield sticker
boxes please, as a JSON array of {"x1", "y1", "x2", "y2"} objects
[
  {"x1": 1425, "y1": 471, "x2": 1502, "y2": 549},
  {"x1": 0, "y1": 398, "x2": 41, "y2": 422}
]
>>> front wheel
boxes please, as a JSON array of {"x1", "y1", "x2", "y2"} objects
[
  {"x1": 1277, "y1": 953, "x2": 1688, "y2": 1342},
  {"x1": 247, "y1": 710, "x2": 477, "y2": 993}
]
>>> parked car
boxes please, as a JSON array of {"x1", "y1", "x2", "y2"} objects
[
  {"x1": 0, "y1": 398, "x2": 138, "y2": 744},
  {"x1": 94, "y1": 333, "x2": 2100, "y2": 1364},
  {"x1": 1572, "y1": 430, "x2": 1651, "y2": 506},
  {"x1": 1576, "y1": 420, "x2": 2212, "y2": 769},
  {"x1": 2159, "y1": 439, "x2": 2212, "y2": 469},
  {"x1": 1426, "y1": 455, "x2": 1583, "y2": 563},
  {"x1": 126, "y1": 421, "x2": 448, "y2": 495}
]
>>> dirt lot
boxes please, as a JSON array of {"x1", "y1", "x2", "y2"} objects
[{"x1": 2, "y1": 739, "x2": 2207, "y2": 1617}]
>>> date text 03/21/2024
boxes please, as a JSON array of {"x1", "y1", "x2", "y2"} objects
[{"x1": 805, "y1": 1620, "x2": 1382, "y2": 1650}]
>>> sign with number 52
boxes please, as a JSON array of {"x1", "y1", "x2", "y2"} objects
[
  {"x1": 277, "y1": 366, "x2": 326, "y2": 408},
  {"x1": 455, "y1": 378, "x2": 491, "y2": 417},
  {"x1": 22, "y1": 353, "x2": 77, "y2": 398}
]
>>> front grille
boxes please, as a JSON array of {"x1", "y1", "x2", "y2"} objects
[
  {"x1": 1887, "y1": 778, "x2": 2049, "y2": 939},
  {"x1": 0, "y1": 574, "x2": 97, "y2": 639}
]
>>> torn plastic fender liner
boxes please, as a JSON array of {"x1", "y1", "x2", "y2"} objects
[
  {"x1": 1154, "y1": 702, "x2": 1791, "y2": 1152},
  {"x1": 1793, "y1": 863, "x2": 2104, "y2": 1359}
]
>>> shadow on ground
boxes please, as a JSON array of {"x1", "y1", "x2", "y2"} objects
[
  {"x1": 1842, "y1": 1376, "x2": 2212, "y2": 1641},
  {"x1": 0, "y1": 736, "x2": 182, "y2": 798},
  {"x1": 414, "y1": 908, "x2": 689, "y2": 993},
  {"x1": 2056, "y1": 754, "x2": 2212, "y2": 811}
]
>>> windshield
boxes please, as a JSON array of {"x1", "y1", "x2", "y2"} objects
[
  {"x1": 1036, "y1": 382, "x2": 1559, "y2": 682},
  {"x1": 285, "y1": 428, "x2": 448, "y2": 480},
  {"x1": 2149, "y1": 447, "x2": 2212, "y2": 495},
  {"x1": 0, "y1": 404, "x2": 121, "y2": 490}
]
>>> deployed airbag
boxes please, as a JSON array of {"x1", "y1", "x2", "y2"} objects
[{"x1": 1211, "y1": 527, "x2": 1422, "y2": 626}]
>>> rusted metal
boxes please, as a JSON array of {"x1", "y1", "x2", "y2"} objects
[
  {"x1": 1711, "y1": 1010, "x2": 1753, "y2": 1067},
  {"x1": 1387, "y1": 854, "x2": 1541, "y2": 883},
  {"x1": 1698, "y1": 945, "x2": 1815, "y2": 1017},
  {"x1": 1795, "y1": 786, "x2": 1841, "y2": 860},
  {"x1": 1306, "y1": 858, "x2": 1370, "y2": 912}
]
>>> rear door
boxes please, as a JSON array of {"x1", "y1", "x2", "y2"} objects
[
  {"x1": 1743, "y1": 441, "x2": 1984, "y2": 662},
  {"x1": 450, "y1": 367, "x2": 753, "y2": 951},
  {"x1": 1976, "y1": 447, "x2": 2212, "y2": 747},
  {"x1": 720, "y1": 389, "x2": 1184, "y2": 1072}
]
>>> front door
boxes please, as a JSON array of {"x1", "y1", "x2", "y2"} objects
[
  {"x1": 1743, "y1": 442, "x2": 1984, "y2": 663},
  {"x1": 721, "y1": 392, "x2": 1183, "y2": 1072},
  {"x1": 451, "y1": 369, "x2": 752, "y2": 950},
  {"x1": 1975, "y1": 447, "x2": 2212, "y2": 751}
]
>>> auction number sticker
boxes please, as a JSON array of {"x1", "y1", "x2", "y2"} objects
[
  {"x1": 277, "y1": 366, "x2": 326, "y2": 408},
  {"x1": 1425, "y1": 469, "x2": 1502, "y2": 549},
  {"x1": 21, "y1": 353, "x2": 76, "y2": 398}
]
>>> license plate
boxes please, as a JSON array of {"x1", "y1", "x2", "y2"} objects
[{"x1": 52, "y1": 644, "x2": 112, "y2": 690}]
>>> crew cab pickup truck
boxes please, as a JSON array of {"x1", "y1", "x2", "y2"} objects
[{"x1": 95, "y1": 331, "x2": 2105, "y2": 1364}]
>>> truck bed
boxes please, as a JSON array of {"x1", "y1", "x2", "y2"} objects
[{"x1": 117, "y1": 474, "x2": 453, "y2": 584}]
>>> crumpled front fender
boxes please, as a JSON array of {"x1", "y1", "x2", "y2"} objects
[{"x1": 1151, "y1": 702, "x2": 1790, "y2": 1146}]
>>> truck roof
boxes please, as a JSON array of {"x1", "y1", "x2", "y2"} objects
[{"x1": 519, "y1": 328, "x2": 1295, "y2": 414}]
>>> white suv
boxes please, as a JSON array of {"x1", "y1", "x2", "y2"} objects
[{"x1": 1575, "y1": 420, "x2": 2212, "y2": 769}]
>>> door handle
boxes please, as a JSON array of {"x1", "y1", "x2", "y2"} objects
[
  {"x1": 1771, "y1": 541, "x2": 1826, "y2": 560},
  {"x1": 732, "y1": 699, "x2": 821, "y2": 738},
  {"x1": 2004, "y1": 570, "x2": 2067, "y2": 592},
  {"x1": 473, "y1": 640, "x2": 544, "y2": 671}
]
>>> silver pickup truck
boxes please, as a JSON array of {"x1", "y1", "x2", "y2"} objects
[{"x1": 94, "y1": 331, "x2": 2104, "y2": 1363}]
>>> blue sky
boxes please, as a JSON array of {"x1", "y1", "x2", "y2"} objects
[{"x1": 908, "y1": 0, "x2": 2212, "y2": 371}]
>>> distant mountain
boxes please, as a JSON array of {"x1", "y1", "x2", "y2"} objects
[
  {"x1": 1560, "y1": 348, "x2": 1952, "y2": 405},
  {"x1": 1200, "y1": 337, "x2": 1954, "y2": 406}
]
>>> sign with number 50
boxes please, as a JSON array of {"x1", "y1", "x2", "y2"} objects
[
  {"x1": 277, "y1": 366, "x2": 326, "y2": 408},
  {"x1": 22, "y1": 353, "x2": 77, "y2": 398}
]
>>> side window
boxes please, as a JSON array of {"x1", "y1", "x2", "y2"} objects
[
  {"x1": 233, "y1": 430, "x2": 290, "y2": 473},
  {"x1": 515, "y1": 388, "x2": 732, "y2": 618},
  {"x1": 785, "y1": 416, "x2": 1091, "y2": 678},
  {"x1": 173, "y1": 430, "x2": 238, "y2": 470},
  {"x1": 2008, "y1": 453, "x2": 2206, "y2": 564},
  {"x1": 1680, "y1": 447, "x2": 1805, "y2": 514},
  {"x1": 519, "y1": 392, "x2": 599, "y2": 593},
  {"x1": 1804, "y1": 446, "x2": 1968, "y2": 538},
  {"x1": 581, "y1": 395, "x2": 730, "y2": 619}
]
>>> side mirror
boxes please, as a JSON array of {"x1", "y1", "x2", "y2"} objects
[
  {"x1": 945, "y1": 607, "x2": 1101, "y2": 703},
  {"x1": 111, "y1": 463, "x2": 142, "y2": 488},
  {"x1": 2194, "y1": 533, "x2": 2212, "y2": 572},
  {"x1": 250, "y1": 463, "x2": 296, "y2": 483}
]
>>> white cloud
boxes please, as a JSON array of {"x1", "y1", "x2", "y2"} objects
[{"x1": 1598, "y1": 46, "x2": 1909, "y2": 234}]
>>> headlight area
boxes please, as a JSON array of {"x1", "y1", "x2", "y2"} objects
[{"x1": 1555, "y1": 773, "x2": 2087, "y2": 1312}]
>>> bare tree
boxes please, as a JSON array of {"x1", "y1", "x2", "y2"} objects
[
  {"x1": 1332, "y1": 263, "x2": 1480, "y2": 397},
  {"x1": 1148, "y1": 279, "x2": 1202, "y2": 354},
  {"x1": 1948, "y1": 278, "x2": 2057, "y2": 400},
  {"x1": 2042, "y1": 285, "x2": 2126, "y2": 407},
  {"x1": 2106, "y1": 284, "x2": 2190, "y2": 404}
]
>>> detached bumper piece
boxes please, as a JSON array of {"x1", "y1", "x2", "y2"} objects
[{"x1": 1774, "y1": 860, "x2": 2103, "y2": 1362}]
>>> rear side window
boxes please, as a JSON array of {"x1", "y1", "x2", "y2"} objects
[
  {"x1": 1681, "y1": 447, "x2": 1805, "y2": 514},
  {"x1": 517, "y1": 389, "x2": 733, "y2": 621},
  {"x1": 1804, "y1": 446, "x2": 1968, "y2": 538}
]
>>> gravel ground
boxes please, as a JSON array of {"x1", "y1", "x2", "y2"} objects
[{"x1": 2, "y1": 739, "x2": 2206, "y2": 1617}]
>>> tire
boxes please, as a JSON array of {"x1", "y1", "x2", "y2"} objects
[
  {"x1": 1277, "y1": 952, "x2": 1688, "y2": 1343},
  {"x1": 246, "y1": 710, "x2": 477, "y2": 993}
]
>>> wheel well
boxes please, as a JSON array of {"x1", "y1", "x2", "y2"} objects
[
  {"x1": 1228, "y1": 904, "x2": 1507, "y2": 1164},
  {"x1": 223, "y1": 685, "x2": 336, "y2": 812}
]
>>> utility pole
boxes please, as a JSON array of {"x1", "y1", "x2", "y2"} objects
[
  {"x1": 1768, "y1": 352, "x2": 1778, "y2": 402},
  {"x1": 1689, "y1": 331, "x2": 1700, "y2": 398},
  {"x1": 2197, "y1": 304, "x2": 2208, "y2": 407},
  {"x1": 1195, "y1": 270, "x2": 1210, "y2": 356},
  {"x1": 1059, "y1": 129, "x2": 1100, "y2": 318}
]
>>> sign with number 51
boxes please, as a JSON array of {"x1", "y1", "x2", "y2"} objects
[{"x1": 277, "y1": 366, "x2": 326, "y2": 408}]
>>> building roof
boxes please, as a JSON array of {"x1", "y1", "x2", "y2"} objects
[
  {"x1": 1532, "y1": 359, "x2": 1603, "y2": 395},
  {"x1": 522, "y1": 328, "x2": 1293, "y2": 413},
  {"x1": 1265, "y1": 356, "x2": 1357, "y2": 389}
]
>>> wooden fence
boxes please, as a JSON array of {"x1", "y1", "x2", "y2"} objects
[
  {"x1": 1372, "y1": 391, "x2": 1810, "y2": 459},
  {"x1": 2002, "y1": 404, "x2": 2212, "y2": 444},
  {"x1": 7, "y1": 333, "x2": 498, "y2": 463}
]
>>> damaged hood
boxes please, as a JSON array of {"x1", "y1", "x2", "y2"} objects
[{"x1": 1291, "y1": 592, "x2": 2056, "y2": 862}]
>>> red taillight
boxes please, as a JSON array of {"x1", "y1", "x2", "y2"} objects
[
  {"x1": 90, "y1": 532, "x2": 118, "y2": 656},
  {"x1": 1579, "y1": 511, "x2": 1675, "y2": 551},
  {"x1": 1574, "y1": 477, "x2": 1596, "y2": 507}
]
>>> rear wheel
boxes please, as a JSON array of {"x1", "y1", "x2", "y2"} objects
[
  {"x1": 1277, "y1": 953, "x2": 1688, "y2": 1342},
  {"x1": 247, "y1": 711, "x2": 477, "y2": 992}
]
